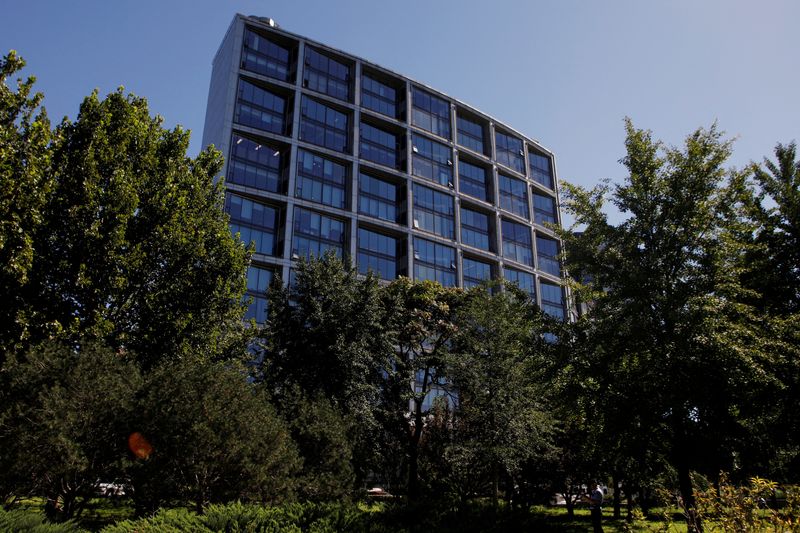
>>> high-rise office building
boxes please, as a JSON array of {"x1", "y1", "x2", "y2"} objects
[{"x1": 202, "y1": 14, "x2": 567, "y2": 323}]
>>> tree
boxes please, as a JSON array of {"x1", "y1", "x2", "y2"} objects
[{"x1": 560, "y1": 120, "x2": 778, "y2": 530}]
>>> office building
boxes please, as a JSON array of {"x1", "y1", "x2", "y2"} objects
[{"x1": 201, "y1": 14, "x2": 567, "y2": 323}]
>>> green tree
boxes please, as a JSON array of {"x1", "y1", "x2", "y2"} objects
[{"x1": 560, "y1": 120, "x2": 778, "y2": 530}]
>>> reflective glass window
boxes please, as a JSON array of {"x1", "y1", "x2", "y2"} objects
[
  {"x1": 533, "y1": 193, "x2": 557, "y2": 226},
  {"x1": 457, "y1": 115, "x2": 484, "y2": 154},
  {"x1": 241, "y1": 28, "x2": 291, "y2": 81},
  {"x1": 460, "y1": 207, "x2": 491, "y2": 251},
  {"x1": 361, "y1": 75, "x2": 398, "y2": 118},
  {"x1": 357, "y1": 228, "x2": 399, "y2": 280},
  {"x1": 295, "y1": 149, "x2": 347, "y2": 208},
  {"x1": 359, "y1": 173, "x2": 399, "y2": 223},
  {"x1": 529, "y1": 151, "x2": 554, "y2": 189},
  {"x1": 412, "y1": 133, "x2": 452, "y2": 186},
  {"x1": 228, "y1": 134, "x2": 282, "y2": 192},
  {"x1": 412, "y1": 87, "x2": 451, "y2": 139},
  {"x1": 495, "y1": 131, "x2": 525, "y2": 173},
  {"x1": 226, "y1": 193, "x2": 279, "y2": 256},
  {"x1": 299, "y1": 96, "x2": 349, "y2": 152},
  {"x1": 499, "y1": 174, "x2": 529, "y2": 219},
  {"x1": 292, "y1": 207, "x2": 346, "y2": 260},
  {"x1": 235, "y1": 79, "x2": 287, "y2": 135},
  {"x1": 536, "y1": 235, "x2": 561, "y2": 277},
  {"x1": 458, "y1": 160, "x2": 490, "y2": 202},
  {"x1": 540, "y1": 281, "x2": 565, "y2": 320},
  {"x1": 413, "y1": 237, "x2": 456, "y2": 287},
  {"x1": 303, "y1": 47, "x2": 350, "y2": 101},
  {"x1": 463, "y1": 257, "x2": 492, "y2": 289},
  {"x1": 503, "y1": 267, "x2": 535, "y2": 298},
  {"x1": 413, "y1": 183, "x2": 454, "y2": 239},
  {"x1": 502, "y1": 219, "x2": 532, "y2": 266},
  {"x1": 244, "y1": 265, "x2": 274, "y2": 324},
  {"x1": 360, "y1": 122, "x2": 400, "y2": 169}
]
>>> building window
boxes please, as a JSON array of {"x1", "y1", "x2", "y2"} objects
[
  {"x1": 540, "y1": 281, "x2": 565, "y2": 320},
  {"x1": 303, "y1": 47, "x2": 350, "y2": 101},
  {"x1": 499, "y1": 174, "x2": 529, "y2": 219},
  {"x1": 295, "y1": 149, "x2": 347, "y2": 208},
  {"x1": 458, "y1": 159, "x2": 491, "y2": 202},
  {"x1": 360, "y1": 122, "x2": 401, "y2": 169},
  {"x1": 227, "y1": 194, "x2": 279, "y2": 256},
  {"x1": 502, "y1": 219, "x2": 532, "y2": 266},
  {"x1": 235, "y1": 79, "x2": 287, "y2": 135},
  {"x1": 357, "y1": 227, "x2": 400, "y2": 280},
  {"x1": 529, "y1": 150, "x2": 554, "y2": 189},
  {"x1": 533, "y1": 193, "x2": 557, "y2": 226},
  {"x1": 503, "y1": 267, "x2": 535, "y2": 298},
  {"x1": 413, "y1": 183, "x2": 454, "y2": 239},
  {"x1": 412, "y1": 87, "x2": 451, "y2": 139},
  {"x1": 361, "y1": 74, "x2": 399, "y2": 118},
  {"x1": 495, "y1": 131, "x2": 524, "y2": 174},
  {"x1": 359, "y1": 172, "x2": 399, "y2": 223},
  {"x1": 299, "y1": 96, "x2": 349, "y2": 153},
  {"x1": 413, "y1": 237, "x2": 456, "y2": 287},
  {"x1": 228, "y1": 134, "x2": 282, "y2": 192},
  {"x1": 412, "y1": 133, "x2": 452, "y2": 187},
  {"x1": 244, "y1": 265, "x2": 274, "y2": 324},
  {"x1": 241, "y1": 28, "x2": 291, "y2": 82},
  {"x1": 292, "y1": 207, "x2": 346, "y2": 260},
  {"x1": 457, "y1": 115, "x2": 485, "y2": 154},
  {"x1": 536, "y1": 235, "x2": 561, "y2": 277},
  {"x1": 460, "y1": 207, "x2": 491, "y2": 251},
  {"x1": 463, "y1": 257, "x2": 492, "y2": 289}
]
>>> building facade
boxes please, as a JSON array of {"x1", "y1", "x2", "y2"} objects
[{"x1": 202, "y1": 14, "x2": 567, "y2": 323}]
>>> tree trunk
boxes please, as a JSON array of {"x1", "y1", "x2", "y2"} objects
[
  {"x1": 408, "y1": 443, "x2": 419, "y2": 502},
  {"x1": 677, "y1": 461, "x2": 701, "y2": 533}
]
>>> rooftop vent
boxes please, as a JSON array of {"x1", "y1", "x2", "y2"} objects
[{"x1": 254, "y1": 17, "x2": 279, "y2": 28}]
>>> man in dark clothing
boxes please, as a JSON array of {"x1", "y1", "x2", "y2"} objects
[{"x1": 587, "y1": 482, "x2": 604, "y2": 533}]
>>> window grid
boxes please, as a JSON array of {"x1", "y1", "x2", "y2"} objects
[
  {"x1": 529, "y1": 151, "x2": 554, "y2": 189},
  {"x1": 241, "y1": 28, "x2": 291, "y2": 82},
  {"x1": 303, "y1": 47, "x2": 350, "y2": 101},
  {"x1": 503, "y1": 267, "x2": 536, "y2": 298},
  {"x1": 357, "y1": 227, "x2": 399, "y2": 280},
  {"x1": 359, "y1": 173, "x2": 399, "y2": 223},
  {"x1": 457, "y1": 115, "x2": 485, "y2": 154},
  {"x1": 495, "y1": 131, "x2": 525, "y2": 174},
  {"x1": 413, "y1": 183, "x2": 455, "y2": 239},
  {"x1": 412, "y1": 87, "x2": 451, "y2": 139},
  {"x1": 235, "y1": 79, "x2": 287, "y2": 135},
  {"x1": 295, "y1": 149, "x2": 347, "y2": 208},
  {"x1": 228, "y1": 134, "x2": 282, "y2": 192},
  {"x1": 226, "y1": 194, "x2": 279, "y2": 256},
  {"x1": 533, "y1": 193, "x2": 557, "y2": 226},
  {"x1": 412, "y1": 133, "x2": 452, "y2": 186},
  {"x1": 244, "y1": 266, "x2": 274, "y2": 324},
  {"x1": 458, "y1": 160, "x2": 490, "y2": 202},
  {"x1": 413, "y1": 237, "x2": 456, "y2": 287},
  {"x1": 499, "y1": 174, "x2": 529, "y2": 219},
  {"x1": 502, "y1": 219, "x2": 533, "y2": 266},
  {"x1": 360, "y1": 122, "x2": 400, "y2": 169},
  {"x1": 540, "y1": 281, "x2": 565, "y2": 320},
  {"x1": 460, "y1": 207, "x2": 491, "y2": 251},
  {"x1": 462, "y1": 257, "x2": 492, "y2": 289},
  {"x1": 361, "y1": 75, "x2": 398, "y2": 118},
  {"x1": 299, "y1": 96, "x2": 349, "y2": 153},
  {"x1": 292, "y1": 207, "x2": 346, "y2": 260},
  {"x1": 536, "y1": 235, "x2": 561, "y2": 277}
]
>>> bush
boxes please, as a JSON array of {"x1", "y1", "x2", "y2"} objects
[{"x1": 0, "y1": 507, "x2": 86, "y2": 532}]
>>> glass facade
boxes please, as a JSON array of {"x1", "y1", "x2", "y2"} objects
[
  {"x1": 295, "y1": 149, "x2": 347, "y2": 208},
  {"x1": 235, "y1": 79, "x2": 287, "y2": 135},
  {"x1": 241, "y1": 28, "x2": 291, "y2": 81},
  {"x1": 413, "y1": 183, "x2": 454, "y2": 239},
  {"x1": 359, "y1": 172, "x2": 399, "y2": 223},
  {"x1": 540, "y1": 281, "x2": 565, "y2": 320},
  {"x1": 499, "y1": 174, "x2": 529, "y2": 219},
  {"x1": 244, "y1": 265, "x2": 274, "y2": 324},
  {"x1": 463, "y1": 257, "x2": 492, "y2": 289},
  {"x1": 292, "y1": 207, "x2": 346, "y2": 260},
  {"x1": 529, "y1": 150, "x2": 554, "y2": 189},
  {"x1": 361, "y1": 75, "x2": 399, "y2": 118},
  {"x1": 412, "y1": 87, "x2": 451, "y2": 139},
  {"x1": 299, "y1": 96, "x2": 349, "y2": 152},
  {"x1": 457, "y1": 115, "x2": 485, "y2": 154},
  {"x1": 503, "y1": 267, "x2": 535, "y2": 298},
  {"x1": 228, "y1": 133, "x2": 282, "y2": 192},
  {"x1": 414, "y1": 237, "x2": 456, "y2": 287},
  {"x1": 502, "y1": 219, "x2": 533, "y2": 266},
  {"x1": 536, "y1": 235, "x2": 560, "y2": 277},
  {"x1": 460, "y1": 207, "x2": 491, "y2": 251},
  {"x1": 495, "y1": 131, "x2": 525, "y2": 174},
  {"x1": 357, "y1": 227, "x2": 400, "y2": 280},
  {"x1": 412, "y1": 133, "x2": 452, "y2": 186},
  {"x1": 360, "y1": 122, "x2": 401, "y2": 169},
  {"x1": 533, "y1": 193, "x2": 557, "y2": 226},
  {"x1": 303, "y1": 47, "x2": 350, "y2": 101},
  {"x1": 227, "y1": 194, "x2": 279, "y2": 256},
  {"x1": 458, "y1": 160, "x2": 490, "y2": 202}
]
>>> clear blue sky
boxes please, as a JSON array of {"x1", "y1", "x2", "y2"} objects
[{"x1": 2, "y1": 0, "x2": 797, "y2": 224}]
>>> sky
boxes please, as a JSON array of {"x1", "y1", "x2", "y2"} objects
[{"x1": 2, "y1": 0, "x2": 798, "y2": 226}]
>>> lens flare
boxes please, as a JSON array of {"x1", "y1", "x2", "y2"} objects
[{"x1": 128, "y1": 432, "x2": 153, "y2": 459}]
